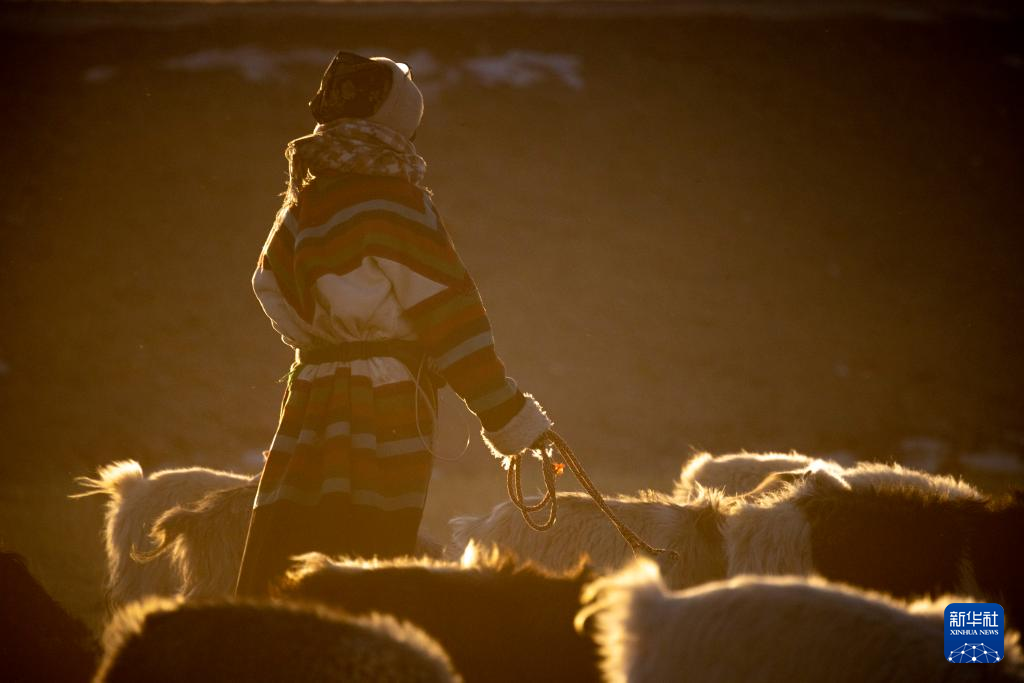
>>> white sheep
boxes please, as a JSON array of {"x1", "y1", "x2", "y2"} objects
[
  {"x1": 580, "y1": 560, "x2": 1024, "y2": 683},
  {"x1": 141, "y1": 481, "x2": 257, "y2": 599},
  {"x1": 71, "y1": 460, "x2": 253, "y2": 606},
  {"x1": 673, "y1": 451, "x2": 846, "y2": 499},
  {"x1": 125, "y1": 479, "x2": 446, "y2": 602},
  {"x1": 448, "y1": 489, "x2": 729, "y2": 590},
  {"x1": 447, "y1": 452, "x2": 844, "y2": 590},
  {"x1": 140, "y1": 480, "x2": 447, "y2": 599}
]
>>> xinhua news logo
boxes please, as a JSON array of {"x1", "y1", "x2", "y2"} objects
[{"x1": 945, "y1": 603, "x2": 1004, "y2": 663}]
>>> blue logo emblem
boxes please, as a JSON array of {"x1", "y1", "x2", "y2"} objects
[{"x1": 945, "y1": 602, "x2": 1004, "y2": 663}]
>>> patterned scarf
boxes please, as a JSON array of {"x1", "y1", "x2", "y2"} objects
[{"x1": 283, "y1": 118, "x2": 427, "y2": 204}]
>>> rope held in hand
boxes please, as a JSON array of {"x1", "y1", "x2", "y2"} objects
[{"x1": 506, "y1": 429, "x2": 680, "y2": 565}]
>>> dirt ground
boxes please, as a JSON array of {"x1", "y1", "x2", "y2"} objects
[{"x1": 0, "y1": 1, "x2": 1021, "y2": 634}]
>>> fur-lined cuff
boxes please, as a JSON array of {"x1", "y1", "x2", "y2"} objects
[{"x1": 481, "y1": 393, "x2": 552, "y2": 458}]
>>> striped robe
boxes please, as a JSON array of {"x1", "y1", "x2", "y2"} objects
[{"x1": 236, "y1": 172, "x2": 544, "y2": 595}]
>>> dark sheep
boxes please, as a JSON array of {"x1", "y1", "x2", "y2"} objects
[
  {"x1": 0, "y1": 550, "x2": 100, "y2": 683},
  {"x1": 94, "y1": 596, "x2": 460, "y2": 683},
  {"x1": 793, "y1": 471, "x2": 1024, "y2": 620},
  {"x1": 277, "y1": 547, "x2": 600, "y2": 683}
]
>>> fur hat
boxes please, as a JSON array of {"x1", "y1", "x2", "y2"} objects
[{"x1": 309, "y1": 51, "x2": 424, "y2": 141}]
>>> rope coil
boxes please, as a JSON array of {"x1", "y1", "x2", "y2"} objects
[{"x1": 506, "y1": 429, "x2": 680, "y2": 565}]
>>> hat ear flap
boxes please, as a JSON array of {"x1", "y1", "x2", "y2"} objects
[{"x1": 309, "y1": 51, "x2": 393, "y2": 124}]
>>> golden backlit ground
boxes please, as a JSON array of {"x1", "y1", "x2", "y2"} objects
[{"x1": 0, "y1": 2, "x2": 1022, "y2": 634}]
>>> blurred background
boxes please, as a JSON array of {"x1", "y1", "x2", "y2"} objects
[{"x1": 1, "y1": 0, "x2": 1022, "y2": 632}]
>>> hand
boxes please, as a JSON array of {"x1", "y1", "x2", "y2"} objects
[{"x1": 480, "y1": 394, "x2": 553, "y2": 460}]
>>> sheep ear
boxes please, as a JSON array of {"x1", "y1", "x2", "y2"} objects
[
  {"x1": 681, "y1": 452, "x2": 711, "y2": 474},
  {"x1": 804, "y1": 467, "x2": 850, "y2": 492},
  {"x1": 744, "y1": 467, "x2": 811, "y2": 498}
]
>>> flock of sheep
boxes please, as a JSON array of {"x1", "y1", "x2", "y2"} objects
[{"x1": 6, "y1": 451, "x2": 1024, "y2": 681}]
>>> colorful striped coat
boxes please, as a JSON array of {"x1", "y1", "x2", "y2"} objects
[{"x1": 236, "y1": 172, "x2": 550, "y2": 592}]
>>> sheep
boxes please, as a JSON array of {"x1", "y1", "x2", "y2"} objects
[
  {"x1": 276, "y1": 545, "x2": 599, "y2": 683},
  {"x1": 450, "y1": 457, "x2": 1016, "y2": 611},
  {"x1": 724, "y1": 462, "x2": 1024, "y2": 617},
  {"x1": 580, "y1": 560, "x2": 1024, "y2": 683},
  {"x1": 448, "y1": 489, "x2": 729, "y2": 590},
  {"x1": 74, "y1": 459, "x2": 446, "y2": 602},
  {"x1": 673, "y1": 451, "x2": 846, "y2": 499},
  {"x1": 793, "y1": 463, "x2": 1023, "y2": 618},
  {"x1": 71, "y1": 460, "x2": 253, "y2": 606},
  {"x1": 93, "y1": 596, "x2": 461, "y2": 683},
  {"x1": 444, "y1": 453, "x2": 848, "y2": 591},
  {"x1": 139, "y1": 481, "x2": 256, "y2": 600},
  {"x1": 141, "y1": 481, "x2": 446, "y2": 599},
  {"x1": 0, "y1": 550, "x2": 100, "y2": 683}
]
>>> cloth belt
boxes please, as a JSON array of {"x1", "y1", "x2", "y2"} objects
[{"x1": 295, "y1": 340, "x2": 445, "y2": 388}]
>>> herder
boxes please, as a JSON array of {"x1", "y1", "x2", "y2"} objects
[{"x1": 235, "y1": 52, "x2": 552, "y2": 596}]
